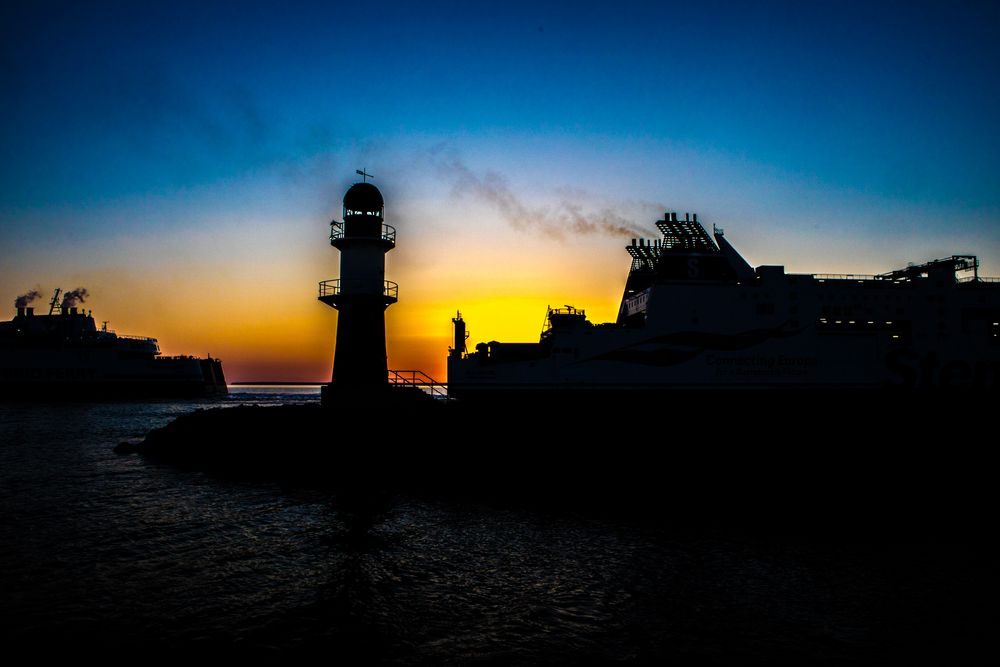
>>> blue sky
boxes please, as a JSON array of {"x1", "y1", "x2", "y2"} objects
[
  {"x1": 2, "y1": 1, "x2": 999, "y2": 378},
  {"x1": 4, "y1": 1, "x2": 998, "y2": 209}
]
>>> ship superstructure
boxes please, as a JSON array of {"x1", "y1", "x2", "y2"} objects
[
  {"x1": 448, "y1": 213, "x2": 1000, "y2": 397},
  {"x1": 0, "y1": 289, "x2": 227, "y2": 398}
]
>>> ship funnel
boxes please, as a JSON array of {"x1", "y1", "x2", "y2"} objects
[
  {"x1": 451, "y1": 311, "x2": 467, "y2": 358},
  {"x1": 17, "y1": 307, "x2": 25, "y2": 317},
  {"x1": 26, "y1": 307, "x2": 34, "y2": 316},
  {"x1": 69, "y1": 307, "x2": 78, "y2": 315}
]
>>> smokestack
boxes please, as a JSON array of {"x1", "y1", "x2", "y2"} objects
[
  {"x1": 26, "y1": 307, "x2": 34, "y2": 316},
  {"x1": 69, "y1": 307, "x2": 78, "y2": 315},
  {"x1": 17, "y1": 307, "x2": 25, "y2": 317},
  {"x1": 693, "y1": 213, "x2": 698, "y2": 223}
]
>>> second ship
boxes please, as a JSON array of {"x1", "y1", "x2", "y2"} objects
[
  {"x1": 448, "y1": 212, "x2": 1000, "y2": 397},
  {"x1": 0, "y1": 288, "x2": 227, "y2": 399}
]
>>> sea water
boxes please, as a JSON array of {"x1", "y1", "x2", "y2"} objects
[{"x1": 0, "y1": 387, "x2": 988, "y2": 660}]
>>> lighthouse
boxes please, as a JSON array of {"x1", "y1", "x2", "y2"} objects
[{"x1": 319, "y1": 173, "x2": 397, "y2": 403}]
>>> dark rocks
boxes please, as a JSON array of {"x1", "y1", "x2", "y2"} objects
[{"x1": 125, "y1": 391, "x2": 996, "y2": 541}]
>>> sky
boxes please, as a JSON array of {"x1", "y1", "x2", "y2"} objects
[{"x1": 2, "y1": 0, "x2": 998, "y2": 381}]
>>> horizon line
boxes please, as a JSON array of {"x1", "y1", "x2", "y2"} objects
[{"x1": 230, "y1": 381, "x2": 325, "y2": 386}]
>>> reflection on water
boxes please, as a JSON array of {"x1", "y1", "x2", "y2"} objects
[{"x1": 0, "y1": 390, "x2": 988, "y2": 661}]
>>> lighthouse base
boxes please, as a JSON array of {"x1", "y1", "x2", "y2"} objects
[{"x1": 321, "y1": 382, "x2": 438, "y2": 409}]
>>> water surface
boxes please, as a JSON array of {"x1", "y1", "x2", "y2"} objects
[{"x1": 0, "y1": 387, "x2": 987, "y2": 661}]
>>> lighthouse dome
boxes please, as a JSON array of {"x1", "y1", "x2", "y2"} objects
[{"x1": 343, "y1": 182, "x2": 384, "y2": 215}]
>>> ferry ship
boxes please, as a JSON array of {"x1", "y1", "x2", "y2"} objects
[
  {"x1": 0, "y1": 289, "x2": 227, "y2": 399},
  {"x1": 447, "y1": 213, "x2": 1000, "y2": 398}
]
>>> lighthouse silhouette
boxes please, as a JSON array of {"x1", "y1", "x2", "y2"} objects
[{"x1": 319, "y1": 174, "x2": 398, "y2": 405}]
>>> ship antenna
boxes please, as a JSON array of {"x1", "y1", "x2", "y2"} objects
[
  {"x1": 48, "y1": 288, "x2": 61, "y2": 315},
  {"x1": 355, "y1": 168, "x2": 373, "y2": 183}
]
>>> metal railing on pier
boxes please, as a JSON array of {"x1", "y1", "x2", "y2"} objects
[{"x1": 388, "y1": 369, "x2": 449, "y2": 400}]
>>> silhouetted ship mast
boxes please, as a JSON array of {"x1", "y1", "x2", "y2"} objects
[{"x1": 448, "y1": 213, "x2": 1000, "y2": 397}]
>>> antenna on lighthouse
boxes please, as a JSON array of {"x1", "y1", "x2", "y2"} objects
[{"x1": 355, "y1": 168, "x2": 373, "y2": 183}]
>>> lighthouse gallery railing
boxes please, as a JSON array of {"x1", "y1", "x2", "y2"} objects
[
  {"x1": 318, "y1": 279, "x2": 398, "y2": 300},
  {"x1": 329, "y1": 221, "x2": 396, "y2": 245}
]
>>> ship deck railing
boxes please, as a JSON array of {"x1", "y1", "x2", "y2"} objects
[
  {"x1": 388, "y1": 369, "x2": 449, "y2": 400},
  {"x1": 812, "y1": 273, "x2": 877, "y2": 282},
  {"x1": 117, "y1": 334, "x2": 159, "y2": 342},
  {"x1": 812, "y1": 273, "x2": 999, "y2": 284}
]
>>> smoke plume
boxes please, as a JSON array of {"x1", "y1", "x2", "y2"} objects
[
  {"x1": 61, "y1": 288, "x2": 90, "y2": 310},
  {"x1": 15, "y1": 289, "x2": 42, "y2": 309},
  {"x1": 433, "y1": 152, "x2": 651, "y2": 239}
]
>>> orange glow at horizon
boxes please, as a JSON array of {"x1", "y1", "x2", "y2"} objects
[
  {"x1": 17, "y1": 221, "x2": 632, "y2": 383},
  {"x1": 7, "y1": 171, "x2": 997, "y2": 385},
  {"x1": 13, "y1": 210, "x2": 983, "y2": 384}
]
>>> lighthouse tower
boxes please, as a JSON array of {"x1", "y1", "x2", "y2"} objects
[{"x1": 318, "y1": 175, "x2": 397, "y2": 402}]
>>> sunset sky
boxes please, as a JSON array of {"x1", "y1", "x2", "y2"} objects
[{"x1": 2, "y1": 1, "x2": 998, "y2": 381}]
